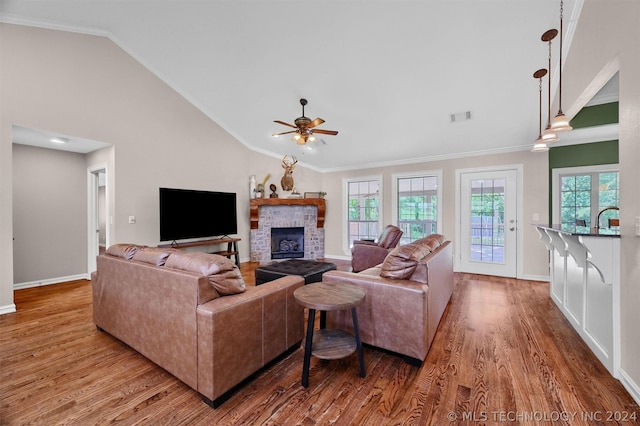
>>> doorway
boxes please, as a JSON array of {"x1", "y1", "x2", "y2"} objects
[
  {"x1": 88, "y1": 165, "x2": 108, "y2": 273},
  {"x1": 457, "y1": 166, "x2": 521, "y2": 278}
]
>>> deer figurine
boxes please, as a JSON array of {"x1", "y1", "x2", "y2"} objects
[{"x1": 280, "y1": 155, "x2": 298, "y2": 191}]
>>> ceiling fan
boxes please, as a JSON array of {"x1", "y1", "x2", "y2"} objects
[{"x1": 273, "y1": 98, "x2": 338, "y2": 145}]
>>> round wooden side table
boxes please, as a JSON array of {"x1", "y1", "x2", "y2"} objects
[{"x1": 293, "y1": 281, "x2": 366, "y2": 387}]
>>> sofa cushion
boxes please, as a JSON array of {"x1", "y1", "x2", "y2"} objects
[
  {"x1": 423, "y1": 233, "x2": 445, "y2": 250},
  {"x1": 165, "y1": 251, "x2": 246, "y2": 296},
  {"x1": 106, "y1": 243, "x2": 144, "y2": 260},
  {"x1": 379, "y1": 234, "x2": 445, "y2": 280},
  {"x1": 132, "y1": 247, "x2": 177, "y2": 266}
]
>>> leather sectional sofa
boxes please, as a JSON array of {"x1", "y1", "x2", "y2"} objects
[
  {"x1": 91, "y1": 244, "x2": 304, "y2": 407},
  {"x1": 324, "y1": 234, "x2": 454, "y2": 365}
]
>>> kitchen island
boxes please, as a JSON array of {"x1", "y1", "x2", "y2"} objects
[{"x1": 534, "y1": 224, "x2": 619, "y2": 376}]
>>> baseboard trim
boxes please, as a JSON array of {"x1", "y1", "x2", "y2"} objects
[
  {"x1": 618, "y1": 368, "x2": 640, "y2": 406},
  {"x1": 13, "y1": 273, "x2": 91, "y2": 290},
  {"x1": 0, "y1": 303, "x2": 17, "y2": 315},
  {"x1": 519, "y1": 274, "x2": 550, "y2": 282},
  {"x1": 324, "y1": 254, "x2": 351, "y2": 261}
]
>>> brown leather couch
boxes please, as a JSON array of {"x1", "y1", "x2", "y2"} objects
[
  {"x1": 91, "y1": 244, "x2": 304, "y2": 407},
  {"x1": 351, "y1": 225, "x2": 403, "y2": 272},
  {"x1": 324, "y1": 234, "x2": 453, "y2": 365}
]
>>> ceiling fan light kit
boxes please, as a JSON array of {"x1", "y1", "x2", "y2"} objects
[
  {"x1": 273, "y1": 98, "x2": 338, "y2": 146},
  {"x1": 531, "y1": 0, "x2": 571, "y2": 152}
]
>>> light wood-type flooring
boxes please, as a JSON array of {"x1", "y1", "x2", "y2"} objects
[{"x1": 1, "y1": 259, "x2": 638, "y2": 425}]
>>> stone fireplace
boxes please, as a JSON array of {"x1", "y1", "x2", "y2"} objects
[{"x1": 250, "y1": 198, "x2": 326, "y2": 263}]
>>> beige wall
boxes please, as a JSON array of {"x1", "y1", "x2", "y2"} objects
[
  {"x1": 12, "y1": 144, "x2": 88, "y2": 283},
  {"x1": 321, "y1": 150, "x2": 550, "y2": 279},
  {"x1": 560, "y1": 0, "x2": 639, "y2": 396},
  {"x1": 0, "y1": 23, "x2": 322, "y2": 311}
]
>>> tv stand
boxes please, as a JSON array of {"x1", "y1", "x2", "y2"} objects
[{"x1": 158, "y1": 237, "x2": 240, "y2": 266}]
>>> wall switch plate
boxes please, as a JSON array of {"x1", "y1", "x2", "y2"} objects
[
  {"x1": 635, "y1": 216, "x2": 640, "y2": 236},
  {"x1": 533, "y1": 213, "x2": 540, "y2": 221},
  {"x1": 129, "y1": 216, "x2": 136, "y2": 224}
]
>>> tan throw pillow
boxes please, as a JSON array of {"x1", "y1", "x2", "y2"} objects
[
  {"x1": 165, "y1": 252, "x2": 246, "y2": 296},
  {"x1": 380, "y1": 241, "x2": 432, "y2": 280},
  {"x1": 105, "y1": 243, "x2": 144, "y2": 260},
  {"x1": 132, "y1": 247, "x2": 177, "y2": 266}
]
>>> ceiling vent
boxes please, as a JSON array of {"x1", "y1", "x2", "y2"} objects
[{"x1": 450, "y1": 111, "x2": 472, "y2": 123}]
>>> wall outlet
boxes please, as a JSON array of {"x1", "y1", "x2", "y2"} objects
[
  {"x1": 635, "y1": 216, "x2": 640, "y2": 236},
  {"x1": 533, "y1": 213, "x2": 540, "y2": 221},
  {"x1": 128, "y1": 215, "x2": 136, "y2": 224}
]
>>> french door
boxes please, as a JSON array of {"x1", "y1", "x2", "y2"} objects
[{"x1": 458, "y1": 168, "x2": 518, "y2": 277}]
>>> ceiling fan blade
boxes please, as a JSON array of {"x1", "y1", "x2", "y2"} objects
[
  {"x1": 312, "y1": 129, "x2": 338, "y2": 135},
  {"x1": 308, "y1": 118, "x2": 325, "y2": 128},
  {"x1": 274, "y1": 120, "x2": 297, "y2": 129},
  {"x1": 272, "y1": 130, "x2": 297, "y2": 136}
]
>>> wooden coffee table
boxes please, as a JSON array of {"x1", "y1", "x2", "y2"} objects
[{"x1": 293, "y1": 281, "x2": 366, "y2": 387}]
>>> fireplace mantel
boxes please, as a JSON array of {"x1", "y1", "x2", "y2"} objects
[{"x1": 250, "y1": 198, "x2": 325, "y2": 229}]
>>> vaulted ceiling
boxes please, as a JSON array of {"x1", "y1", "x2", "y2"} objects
[{"x1": 4, "y1": 0, "x2": 616, "y2": 171}]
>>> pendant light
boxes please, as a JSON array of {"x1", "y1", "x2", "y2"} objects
[
  {"x1": 551, "y1": 0, "x2": 573, "y2": 132},
  {"x1": 541, "y1": 29, "x2": 559, "y2": 143},
  {"x1": 532, "y1": 68, "x2": 550, "y2": 152}
]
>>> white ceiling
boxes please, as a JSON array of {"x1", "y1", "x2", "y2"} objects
[{"x1": 2, "y1": 0, "x2": 618, "y2": 171}]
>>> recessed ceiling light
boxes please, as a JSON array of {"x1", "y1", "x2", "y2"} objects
[{"x1": 50, "y1": 137, "x2": 69, "y2": 144}]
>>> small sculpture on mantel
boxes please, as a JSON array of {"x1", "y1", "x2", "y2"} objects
[
  {"x1": 269, "y1": 184, "x2": 278, "y2": 198},
  {"x1": 280, "y1": 155, "x2": 297, "y2": 192}
]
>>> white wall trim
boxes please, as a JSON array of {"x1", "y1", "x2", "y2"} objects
[
  {"x1": 13, "y1": 273, "x2": 90, "y2": 291},
  {"x1": 618, "y1": 368, "x2": 640, "y2": 406},
  {"x1": 87, "y1": 164, "x2": 109, "y2": 275},
  {"x1": 0, "y1": 304, "x2": 17, "y2": 315},
  {"x1": 520, "y1": 274, "x2": 551, "y2": 282}
]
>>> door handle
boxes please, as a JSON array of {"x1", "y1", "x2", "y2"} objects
[{"x1": 509, "y1": 227, "x2": 515, "y2": 231}]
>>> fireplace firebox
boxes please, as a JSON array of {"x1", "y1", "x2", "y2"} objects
[{"x1": 271, "y1": 227, "x2": 304, "y2": 259}]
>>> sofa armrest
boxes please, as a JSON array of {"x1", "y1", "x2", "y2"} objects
[
  {"x1": 196, "y1": 275, "x2": 304, "y2": 401},
  {"x1": 423, "y1": 242, "x2": 454, "y2": 347},
  {"x1": 351, "y1": 244, "x2": 392, "y2": 272},
  {"x1": 322, "y1": 270, "x2": 429, "y2": 360}
]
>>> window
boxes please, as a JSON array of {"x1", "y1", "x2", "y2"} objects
[
  {"x1": 346, "y1": 178, "x2": 381, "y2": 248},
  {"x1": 469, "y1": 178, "x2": 505, "y2": 262},
  {"x1": 553, "y1": 165, "x2": 619, "y2": 235},
  {"x1": 392, "y1": 171, "x2": 442, "y2": 244}
]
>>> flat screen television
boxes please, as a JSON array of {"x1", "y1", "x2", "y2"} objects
[{"x1": 159, "y1": 187, "x2": 237, "y2": 242}]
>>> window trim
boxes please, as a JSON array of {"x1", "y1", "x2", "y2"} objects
[
  {"x1": 551, "y1": 163, "x2": 619, "y2": 227},
  {"x1": 391, "y1": 170, "x2": 443, "y2": 241},
  {"x1": 343, "y1": 175, "x2": 383, "y2": 255}
]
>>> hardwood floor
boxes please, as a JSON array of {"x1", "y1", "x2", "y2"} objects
[{"x1": 1, "y1": 261, "x2": 638, "y2": 425}]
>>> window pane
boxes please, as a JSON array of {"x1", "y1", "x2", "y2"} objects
[
  {"x1": 469, "y1": 178, "x2": 505, "y2": 263},
  {"x1": 347, "y1": 179, "x2": 380, "y2": 247},
  {"x1": 558, "y1": 170, "x2": 618, "y2": 232},
  {"x1": 397, "y1": 175, "x2": 438, "y2": 243}
]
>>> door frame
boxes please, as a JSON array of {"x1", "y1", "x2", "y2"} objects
[
  {"x1": 87, "y1": 164, "x2": 109, "y2": 275},
  {"x1": 455, "y1": 164, "x2": 524, "y2": 278}
]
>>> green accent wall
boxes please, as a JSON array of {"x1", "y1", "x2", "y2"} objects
[
  {"x1": 549, "y1": 140, "x2": 619, "y2": 168},
  {"x1": 570, "y1": 102, "x2": 618, "y2": 129}
]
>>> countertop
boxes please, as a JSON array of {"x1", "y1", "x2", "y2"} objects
[{"x1": 533, "y1": 224, "x2": 620, "y2": 238}]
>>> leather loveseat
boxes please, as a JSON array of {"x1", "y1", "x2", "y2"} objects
[
  {"x1": 91, "y1": 244, "x2": 304, "y2": 407},
  {"x1": 324, "y1": 234, "x2": 453, "y2": 365}
]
